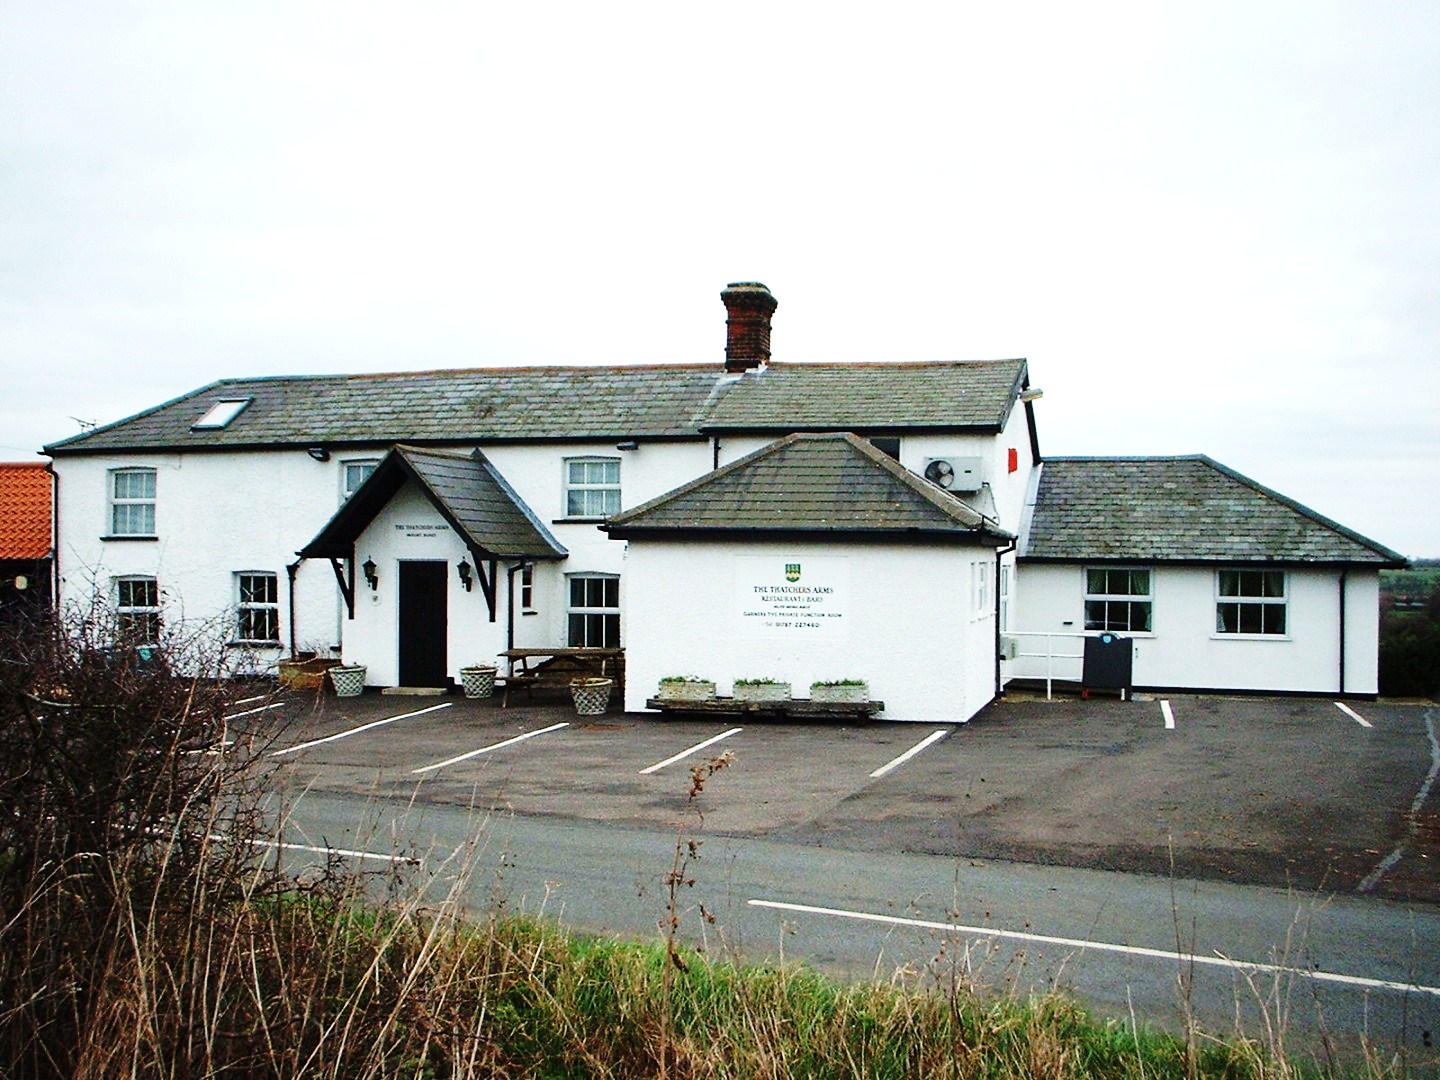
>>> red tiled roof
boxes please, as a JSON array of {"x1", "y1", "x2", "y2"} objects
[{"x1": 0, "y1": 463, "x2": 53, "y2": 560}]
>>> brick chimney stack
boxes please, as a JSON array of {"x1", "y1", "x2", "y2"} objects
[{"x1": 721, "y1": 281, "x2": 777, "y2": 372}]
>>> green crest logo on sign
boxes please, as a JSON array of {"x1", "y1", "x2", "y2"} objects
[{"x1": 785, "y1": 563, "x2": 801, "y2": 582}]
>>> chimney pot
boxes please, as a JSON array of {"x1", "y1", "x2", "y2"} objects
[{"x1": 721, "y1": 281, "x2": 777, "y2": 372}]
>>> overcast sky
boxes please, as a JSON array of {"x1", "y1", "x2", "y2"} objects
[{"x1": 2, "y1": 2, "x2": 1436, "y2": 556}]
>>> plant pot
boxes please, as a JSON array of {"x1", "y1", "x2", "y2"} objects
[
  {"x1": 328, "y1": 665, "x2": 367, "y2": 697},
  {"x1": 279, "y1": 656, "x2": 340, "y2": 690},
  {"x1": 811, "y1": 682, "x2": 869, "y2": 703},
  {"x1": 732, "y1": 681, "x2": 790, "y2": 703},
  {"x1": 570, "y1": 677, "x2": 613, "y2": 716},
  {"x1": 460, "y1": 665, "x2": 497, "y2": 699},
  {"x1": 657, "y1": 679, "x2": 716, "y2": 703}
]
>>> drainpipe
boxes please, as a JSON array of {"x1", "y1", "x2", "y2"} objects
[
  {"x1": 47, "y1": 463, "x2": 59, "y2": 609},
  {"x1": 506, "y1": 560, "x2": 527, "y2": 653},
  {"x1": 994, "y1": 540, "x2": 1017, "y2": 697},
  {"x1": 286, "y1": 560, "x2": 302, "y2": 657},
  {"x1": 1338, "y1": 568, "x2": 1348, "y2": 695}
]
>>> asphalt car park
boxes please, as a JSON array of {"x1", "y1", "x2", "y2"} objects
[{"x1": 234, "y1": 688, "x2": 1440, "y2": 906}]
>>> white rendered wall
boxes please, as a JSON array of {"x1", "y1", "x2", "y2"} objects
[
  {"x1": 52, "y1": 449, "x2": 354, "y2": 672},
  {"x1": 621, "y1": 539, "x2": 999, "y2": 722},
  {"x1": 1011, "y1": 563, "x2": 1380, "y2": 694},
  {"x1": 52, "y1": 438, "x2": 716, "y2": 679}
]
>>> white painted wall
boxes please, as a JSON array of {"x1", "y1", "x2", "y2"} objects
[
  {"x1": 621, "y1": 539, "x2": 1000, "y2": 722},
  {"x1": 52, "y1": 438, "x2": 716, "y2": 680},
  {"x1": 53, "y1": 449, "x2": 350, "y2": 673},
  {"x1": 1010, "y1": 563, "x2": 1381, "y2": 694}
]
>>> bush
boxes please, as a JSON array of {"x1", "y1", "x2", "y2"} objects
[{"x1": 0, "y1": 604, "x2": 285, "y2": 1075}]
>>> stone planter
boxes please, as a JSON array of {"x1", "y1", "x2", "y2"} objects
[
  {"x1": 460, "y1": 665, "x2": 497, "y2": 699},
  {"x1": 570, "y1": 677, "x2": 613, "y2": 716},
  {"x1": 279, "y1": 656, "x2": 340, "y2": 691},
  {"x1": 811, "y1": 682, "x2": 869, "y2": 703},
  {"x1": 328, "y1": 664, "x2": 367, "y2": 697},
  {"x1": 657, "y1": 679, "x2": 716, "y2": 703},
  {"x1": 732, "y1": 681, "x2": 790, "y2": 703}
]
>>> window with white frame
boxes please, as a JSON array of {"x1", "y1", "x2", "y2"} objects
[
  {"x1": 235, "y1": 571, "x2": 280, "y2": 643},
  {"x1": 563, "y1": 458, "x2": 620, "y2": 519},
  {"x1": 1216, "y1": 569, "x2": 1287, "y2": 635},
  {"x1": 109, "y1": 468, "x2": 156, "y2": 536},
  {"x1": 115, "y1": 576, "x2": 160, "y2": 644},
  {"x1": 567, "y1": 573, "x2": 619, "y2": 647},
  {"x1": 999, "y1": 564, "x2": 1011, "y2": 630},
  {"x1": 519, "y1": 564, "x2": 535, "y2": 612},
  {"x1": 342, "y1": 459, "x2": 379, "y2": 500},
  {"x1": 1084, "y1": 567, "x2": 1152, "y2": 632},
  {"x1": 972, "y1": 561, "x2": 992, "y2": 617}
]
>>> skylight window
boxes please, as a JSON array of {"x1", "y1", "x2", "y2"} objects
[{"x1": 192, "y1": 398, "x2": 251, "y2": 430}]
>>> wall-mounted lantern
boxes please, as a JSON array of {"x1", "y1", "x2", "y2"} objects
[
  {"x1": 362, "y1": 557, "x2": 378, "y2": 591},
  {"x1": 457, "y1": 557, "x2": 474, "y2": 592},
  {"x1": 307, "y1": 446, "x2": 331, "y2": 461}
]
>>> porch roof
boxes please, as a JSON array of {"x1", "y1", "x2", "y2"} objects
[
  {"x1": 298, "y1": 445, "x2": 567, "y2": 561},
  {"x1": 605, "y1": 432, "x2": 1013, "y2": 543}
]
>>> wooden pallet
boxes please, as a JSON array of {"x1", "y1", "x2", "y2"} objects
[{"x1": 645, "y1": 697, "x2": 885, "y2": 721}]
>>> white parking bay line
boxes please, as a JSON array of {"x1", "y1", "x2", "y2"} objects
[
  {"x1": 1160, "y1": 699, "x2": 1175, "y2": 730},
  {"x1": 1336, "y1": 701, "x2": 1373, "y2": 728},
  {"x1": 747, "y1": 898, "x2": 1440, "y2": 999},
  {"x1": 639, "y1": 727, "x2": 743, "y2": 775},
  {"x1": 225, "y1": 702, "x2": 288, "y2": 720},
  {"x1": 413, "y1": 722, "x2": 570, "y2": 774},
  {"x1": 869, "y1": 728, "x2": 950, "y2": 779},
  {"x1": 271, "y1": 702, "x2": 453, "y2": 756}
]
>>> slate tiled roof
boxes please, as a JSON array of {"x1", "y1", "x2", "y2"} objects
[
  {"x1": 606, "y1": 432, "x2": 1013, "y2": 541},
  {"x1": 699, "y1": 360, "x2": 1028, "y2": 432},
  {"x1": 42, "y1": 359, "x2": 1028, "y2": 455},
  {"x1": 0, "y1": 463, "x2": 53, "y2": 560},
  {"x1": 300, "y1": 446, "x2": 566, "y2": 561},
  {"x1": 1022, "y1": 456, "x2": 1405, "y2": 565}
]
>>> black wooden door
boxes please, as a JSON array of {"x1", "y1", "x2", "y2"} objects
[{"x1": 398, "y1": 561, "x2": 448, "y2": 687}]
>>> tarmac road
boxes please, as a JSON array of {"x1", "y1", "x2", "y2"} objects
[{"x1": 272, "y1": 788, "x2": 1440, "y2": 1072}]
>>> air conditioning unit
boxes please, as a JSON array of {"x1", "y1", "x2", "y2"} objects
[
  {"x1": 922, "y1": 456, "x2": 983, "y2": 493},
  {"x1": 999, "y1": 635, "x2": 1021, "y2": 660}
]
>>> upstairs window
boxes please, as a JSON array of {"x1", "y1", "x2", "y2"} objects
[
  {"x1": 109, "y1": 468, "x2": 156, "y2": 536},
  {"x1": 115, "y1": 576, "x2": 160, "y2": 645},
  {"x1": 342, "y1": 459, "x2": 379, "y2": 500},
  {"x1": 567, "y1": 573, "x2": 619, "y2": 647},
  {"x1": 1084, "y1": 567, "x2": 1152, "y2": 632},
  {"x1": 235, "y1": 571, "x2": 280, "y2": 643},
  {"x1": 1216, "y1": 569, "x2": 1287, "y2": 635},
  {"x1": 564, "y1": 458, "x2": 620, "y2": 519}
]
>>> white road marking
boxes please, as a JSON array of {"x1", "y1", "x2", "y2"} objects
[
  {"x1": 640, "y1": 727, "x2": 743, "y2": 775},
  {"x1": 225, "y1": 702, "x2": 289, "y2": 720},
  {"x1": 1161, "y1": 699, "x2": 1175, "y2": 730},
  {"x1": 271, "y1": 702, "x2": 453, "y2": 756},
  {"x1": 869, "y1": 728, "x2": 951, "y2": 779},
  {"x1": 251, "y1": 838, "x2": 420, "y2": 866},
  {"x1": 747, "y1": 898, "x2": 1440, "y2": 998},
  {"x1": 1335, "y1": 701, "x2": 1372, "y2": 728},
  {"x1": 1359, "y1": 710, "x2": 1440, "y2": 893},
  {"x1": 412, "y1": 721, "x2": 570, "y2": 774},
  {"x1": 185, "y1": 739, "x2": 235, "y2": 756}
]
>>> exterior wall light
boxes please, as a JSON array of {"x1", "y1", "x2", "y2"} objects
[
  {"x1": 457, "y1": 557, "x2": 474, "y2": 592},
  {"x1": 362, "y1": 557, "x2": 378, "y2": 591},
  {"x1": 615, "y1": 440, "x2": 639, "y2": 451},
  {"x1": 307, "y1": 446, "x2": 331, "y2": 461}
]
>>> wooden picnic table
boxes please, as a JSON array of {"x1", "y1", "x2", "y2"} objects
[{"x1": 497, "y1": 647, "x2": 624, "y2": 705}]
